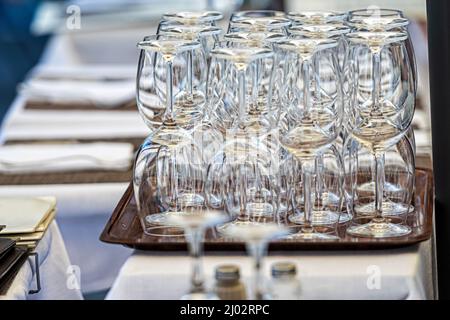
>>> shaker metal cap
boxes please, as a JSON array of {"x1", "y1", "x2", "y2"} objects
[
  {"x1": 215, "y1": 264, "x2": 240, "y2": 281},
  {"x1": 272, "y1": 262, "x2": 297, "y2": 277}
]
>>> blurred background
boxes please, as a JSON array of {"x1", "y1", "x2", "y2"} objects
[{"x1": 0, "y1": 0, "x2": 430, "y2": 299}]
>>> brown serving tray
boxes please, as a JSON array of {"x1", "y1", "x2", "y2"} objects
[{"x1": 100, "y1": 156, "x2": 434, "y2": 251}]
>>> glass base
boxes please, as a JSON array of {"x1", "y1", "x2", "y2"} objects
[
  {"x1": 289, "y1": 210, "x2": 343, "y2": 226},
  {"x1": 284, "y1": 227, "x2": 339, "y2": 240},
  {"x1": 142, "y1": 225, "x2": 185, "y2": 237},
  {"x1": 146, "y1": 213, "x2": 170, "y2": 226},
  {"x1": 217, "y1": 219, "x2": 261, "y2": 236},
  {"x1": 357, "y1": 181, "x2": 402, "y2": 193},
  {"x1": 355, "y1": 201, "x2": 409, "y2": 216},
  {"x1": 180, "y1": 292, "x2": 219, "y2": 300},
  {"x1": 145, "y1": 193, "x2": 204, "y2": 227},
  {"x1": 246, "y1": 202, "x2": 275, "y2": 217},
  {"x1": 346, "y1": 218, "x2": 411, "y2": 238}
]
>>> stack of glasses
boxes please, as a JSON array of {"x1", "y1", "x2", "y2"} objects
[{"x1": 132, "y1": 9, "x2": 417, "y2": 299}]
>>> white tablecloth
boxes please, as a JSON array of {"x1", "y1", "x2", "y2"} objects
[
  {"x1": 0, "y1": 37, "x2": 140, "y2": 293},
  {"x1": 1, "y1": 221, "x2": 83, "y2": 300},
  {"x1": 106, "y1": 240, "x2": 435, "y2": 300}
]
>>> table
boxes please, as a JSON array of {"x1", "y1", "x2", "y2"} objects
[
  {"x1": 106, "y1": 240, "x2": 435, "y2": 300},
  {"x1": 0, "y1": 32, "x2": 143, "y2": 293},
  {"x1": 0, "y1": 221, "x2": 83, "y2": 300}
]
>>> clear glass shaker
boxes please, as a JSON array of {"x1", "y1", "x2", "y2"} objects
[
  {"x1": 214, "y1": 265, "x2": 247, "y2": 300},
  {"x1": 266, "y1": 262, "x2": 301, "y2": 300}
]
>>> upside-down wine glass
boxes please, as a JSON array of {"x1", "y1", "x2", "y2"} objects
[
  {"x1": 345, "y1": 30, "x2": 415, "y2": 238},
  {"x1": 276, "y1": 38, "x2": 342, "y2": 239}
]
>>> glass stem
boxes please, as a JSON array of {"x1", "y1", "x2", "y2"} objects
[
  {"x1": 238, "y1": 69, "x2": 246, "y2": 127},
  {"x1": 238, "y1": 165, "x2": 248, "y2": 221},
  {"x1": 314, "y1": 52, "x2": 321, "y2": 105},
  {"x1": 302, "y1": 58, "x2": 311, "y2": 114},
  {"x1": 315, "y1": 154, "x2": 324, "y2": 211},
  {"x1": 374, "y1": 152, "x2": 385, "y2": 219},
  {"x1": 187, "y1": 227, "x2": 205, "y2": 293},
  {"x1": 372, "y1": 50, "x2": 381, "y2": 111},
  {"x1": 303, "y1": 163, "x2": 313, "y2": 228},
  {"x1": 247, "y1": 240, "x2": 266, "y2": 300},
  {"x1": 253, "y1": 61, "x2": 260, "y2": 111},
  {"x1": 165, "y1": 60, "x2": 174, "y2": 122},
  {"x1": 187, "y1": 50, "x2": 193, "y2": 96}
]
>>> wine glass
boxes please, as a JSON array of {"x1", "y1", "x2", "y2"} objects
[
  {"x1": 287, "y1": 11, "x2": 346, "y2": 25},
  {"x1": 288, "y1": 145, "x2": 345, "y2": 227},
  {"x1": 159, "y1": 24, "x2": 222, "y2": 60},
  {"x1": 228, "y1": 17, "x2": 291, "y2": 35},
  {"x1": 289, "y1": 23, "x2": 351, "y2": 225},
  {"x1": 158, "y1": 25, "x2": 222, "y2": 127},
  {"x1": 206, "y1": 46, "x2": 274, "y2": 136},
  {"x1": 343, "y1": 135, "x2": 415, "y2": 222},
  {"x1": 346, "y1": 9, "x2": 417, "y2": 156},
  {"x1": 224, "y1": 221, "x2": 290, "y2": 300},
  {"x1": 345, "y1": 31, "x2": 415, "y2": 238},
  {"x1": 223, "y1": 32, "x2": 286, "y2": 134},
  {"x1": 133, "y1": 37, "x2": 203, "y2": 235},
  {"x1": 346, "y1": 9, "x2": 416, "y2": 96},
  {"x1": 159, "y1": 11, "x2": 223, "y2": 31},
  {"x1": 275, "y1": 38, "x2": 342, "y2": 239},
  {"x1": 136, "y1": 34, "x2": 206, "y2": 131},
  {"x1": 230, "y1": 10, "x2": 286, "y2": 21}
]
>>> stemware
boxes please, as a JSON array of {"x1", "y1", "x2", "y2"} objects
[
  {"x1": 206, "y1": 47, "x2": 286, "y2": 234},
  {"x1": 230, "y1": 10, "x2": 286, "y2": 21},
  {"x1": 346, "y1": 9, "x2": 417, "y2": 155},
  {"x1": 206, "y1": 46, "x2": 275, "y2": 136},
  {"x1": 224, "y1": 222, "x2": 290, "y2": 300},
  {"x1": 345, "y1": 30, "x2": 415, "y2": 238},
  {"x1": 346, "y1": 9, "x2": 416, "y2": 95},
  {"x1": 133, "y1": 37, "x2": 203, "y2": 234},
  {"x1": 275, "y1": 38, "x2": 342, "y2": 239},
  {"x1": 343, "y1": 135, "x2": 415, "y2": 221},
  {"x1": 289, "y1": 24, "x2": 351, "y2": 225},
  {"x1": 136, "y1": 34, "x2": 206, "y2": 131},
  {"x1": 158, "y1": 25, "x2": 223, "y2": 125},
  {"x1": 158, "y1": 11, "x2": 223, "y2": 31},
  {"x1": 228, "y1": 17, "x2": 291, "y2": 35},
  {"x1": 159, "y1": 24, "x2": 222, "y2": 62},
  {"x1": 287, "y1": 11, "x2": 346, "y2": 25},
  {"x1": 223, "y1": 32, "x2": 286, "y2": 132}
]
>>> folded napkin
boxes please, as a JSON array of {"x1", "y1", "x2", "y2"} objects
[
  {"x1": 2, "y1": 110, "x2": 149, "y2": 140},
  {"x1": 0, "y1": 196, "x2": 55, "y2": 234},
  {"x1": 0, "y1": 182, "x2": 128, "y2": 218},
  {"x1": 0, "y1": 142, "x2": 134, "y2": 173},
  {"x1": 20, "y1": 78, "x2": 135, "y2": 109},
  {"x1": 30, "y1": 64, "x2": 136, "y2": 82}
]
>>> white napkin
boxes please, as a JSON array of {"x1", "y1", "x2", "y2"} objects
[
  {"x1": 0, "y1": 142, "x2": 134, "y2": 173},
  {"x1": 0, "y1": 196, "x2": 56, "y2": 234},
  {"x1": 30, "y1": 64, "x2": 136, "y2": 81},
  {"x1": 20, "y1": 78, "x2": 135, "y2": 108},
  {"x1": 0, "y1": 182, "x2": 128, "y2": 218},
  {"x1": 2, "y1": 110, "x2": 150, "y2": 140}
]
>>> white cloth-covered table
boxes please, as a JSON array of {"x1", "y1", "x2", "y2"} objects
[
  {"x1": 107, "y1": 240, "x2": 435, "y2": 300},
  {"x1": 0, "y1": 88, "x2": 135, "y2": 294},
  {"x1": 0, "y1": 35, "x2": 143, "y2": 293},
  {"x1": 1, "y1": 221, "x2": 83, "y2": 300}
]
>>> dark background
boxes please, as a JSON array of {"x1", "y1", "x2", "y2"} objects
[{"x1": 0, "y1": 0, "x2": 52, "y2": 121}]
